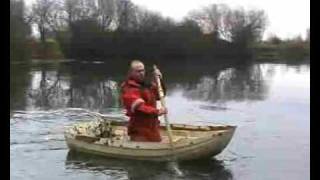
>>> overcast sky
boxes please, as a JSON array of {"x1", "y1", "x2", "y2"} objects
[{"x1": 24, "y1": 0, "x2": 310, "y2": 40}]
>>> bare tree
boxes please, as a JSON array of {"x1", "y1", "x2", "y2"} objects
[
  {"x1": 64, "y1": 0, "x2": 98, "y2": 23},
  {"x1": 115, "y1": 0, "x2": 140, "y2": 31},
  {"x1": 188, "y1": 4, "x2": 267, "y2": 44},
  {"x1": 136, "y1": 9, "x2": 165, "y2": 32},
  {"x1": 97, "y1": 0, "x2": 117, "y2": 31},
  {"x1": 63, "y1": 0, "x2": 116, "y2": 31},
  {"x1": 32, "y1": 0, "x2": 53, "y2": 43},
  {"x1": 10, "y1": 0, "x2": 32, "y2": 61},
  {"x1": 188, "y1": 4, "x2": 231, "y2": 40},
  {"x1": 219, "y1": 8, "x2": 267, "y2": 44},
  {"x1": 31, "y1": 0, "x2": 68, "y2": 58}
]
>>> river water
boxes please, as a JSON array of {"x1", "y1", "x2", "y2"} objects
[{"x1": 10, "y1": 59, "x2": 310, "y2": 180}]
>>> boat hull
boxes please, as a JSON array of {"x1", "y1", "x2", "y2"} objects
[{"x1": 65, "y1": 122, "x2": 236, "y2": 162}]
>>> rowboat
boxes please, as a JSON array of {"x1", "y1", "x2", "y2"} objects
[{"x1": 64, "y1": 117, "x2": 236, "y2": 162}]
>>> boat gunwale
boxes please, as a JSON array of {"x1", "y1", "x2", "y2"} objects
[
  {"x1": 66, "y1": 119, "x2": 236, "y2": 131},
  {"x1": 64, "y1": 124, "x2": 236, "y2": 150}
]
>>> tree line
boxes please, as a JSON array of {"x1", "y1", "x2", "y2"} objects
[
  {"x1": 11, "y1": 0, "x2": 307, "y2": 62},
  {"x1": 10, "y1": 0, "x2": 32, "y2": 61}
]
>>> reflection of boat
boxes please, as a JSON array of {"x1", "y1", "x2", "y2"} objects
[
  {"x1": 64, "y1": 118, "x2": 236, "y2": 162},
  {"x1": 65, "y1": 150, "x2": 168, "y2": 180},
  {"x1": 66, "y1": 150, "x2": 233, "y2": 180}
]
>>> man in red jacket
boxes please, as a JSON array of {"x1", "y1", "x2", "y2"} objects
[{"x1": 121, "y1": 60, "x2": 167, "y2": 142}]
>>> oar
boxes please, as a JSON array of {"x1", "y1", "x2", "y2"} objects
[
  {"x1": 153, "y1": 65, "x2": 183, "y2": 176},
  {"x1": 153, "y1": 65, "x2": 174, "y2": 149}
]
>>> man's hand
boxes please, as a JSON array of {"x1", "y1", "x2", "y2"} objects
[
  {"x1": 158, "y1": 107, "x2": 168, "y2": 115},
  {"x1": 154, "y1": 68, "x2": 162, "y2": 79}
]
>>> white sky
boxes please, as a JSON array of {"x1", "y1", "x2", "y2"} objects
[{"x1": 24, "y1": 0, "x2": 310, "y2": 40}]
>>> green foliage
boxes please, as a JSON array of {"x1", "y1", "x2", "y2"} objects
[
  {"x1": 278, "y1": 41, "x2": 309, "y2": 60},
  {"x1": 30, "y1": 38, "x2": 64, "y2": 59},
  {"x1": 253, "y1": 38, "x2": 310, "y2": 61}
]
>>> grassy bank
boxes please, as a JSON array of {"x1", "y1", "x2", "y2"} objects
[
  {"x1": 252, "y1": 41, "x2": 310, "y2": 61},
  {"x1": 29, "y1": 38, "x2": 64, "y2": 59}
]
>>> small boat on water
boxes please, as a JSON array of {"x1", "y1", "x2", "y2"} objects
[{"x1": 64, "y1": 117, "x2": 236, "y2": 162}]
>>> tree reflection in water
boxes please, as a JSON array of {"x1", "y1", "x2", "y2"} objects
[
  {"x1": 10, "y1": 63, "x2": 32, "y2": 110},
  {"x1": 178, "y1": 64, "x2": 272, "y2": 103},
  {"x1": 11, "y1": 61, "x2": 278, "y2": 112},
  {"x1": 26, "y1": 67, "x2": 121, "y2": 111}
]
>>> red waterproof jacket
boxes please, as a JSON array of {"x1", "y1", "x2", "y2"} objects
[{"x1": 121, "y1": 78, "x2": 165, "y2": 142}]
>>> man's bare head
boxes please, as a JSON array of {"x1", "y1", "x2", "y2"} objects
[
  {"x1": 130, "y1": 60, "x2": 144, "y2": 70},
  {"x1": 129, "y1": 60, "x2": 145, "y2": 82}
]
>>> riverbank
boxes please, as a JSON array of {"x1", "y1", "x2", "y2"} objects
[
  {"x1": 17, "y1": 37, "x2": 310, "y2": 64},
  {"x1": 29, "y1": 39, "x2": 64, "y2": 59},
  {"x1": 252, "y1": 41, "x2": 310, "y2": 61}
]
